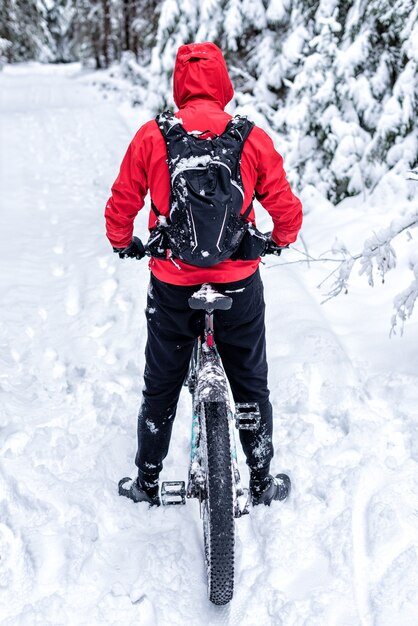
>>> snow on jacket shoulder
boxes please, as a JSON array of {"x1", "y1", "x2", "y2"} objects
[{"x1": 105, "y1": 42, "x2": 303, "y2": 285}]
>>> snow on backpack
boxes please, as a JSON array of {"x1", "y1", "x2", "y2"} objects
[{"x1": 150, "y1": 111, "x2": 255, "y2": 267}]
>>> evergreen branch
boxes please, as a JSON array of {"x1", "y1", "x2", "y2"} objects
[{"x1": 390, "y1": 265, "x2": 418, "y2": 336}]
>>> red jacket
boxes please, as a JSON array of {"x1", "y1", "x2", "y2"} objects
[{"x1": 105, "y1": 42, "x2": 303, "y2": 285}]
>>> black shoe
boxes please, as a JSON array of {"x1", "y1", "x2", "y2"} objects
[
  {"x1": 251, "y1": 474, "x2": 291, "y2": 506},
  {"x1": 118, "y1": 477, "x2": 161, "y2": 507}
]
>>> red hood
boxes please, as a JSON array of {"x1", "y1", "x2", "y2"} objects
[{"x1": 173, "y1": 42, "x2": 234, "y2": 110}]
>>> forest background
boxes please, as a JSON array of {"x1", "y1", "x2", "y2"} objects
[{"x1": 1, "y1": 0, "x2": 418, "y2": 327}]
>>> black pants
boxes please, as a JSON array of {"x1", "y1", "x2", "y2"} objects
[{"x1": 135, "y1": 269, "x2": 274, "y2": 485}]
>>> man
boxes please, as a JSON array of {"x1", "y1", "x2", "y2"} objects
[{"x1": 105, "y1": 42, "x2": 302, "y2": 507}]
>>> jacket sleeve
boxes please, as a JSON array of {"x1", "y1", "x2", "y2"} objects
[
  {"x1": 105, "y1": 129, "x2": 149, "y2": 249},
  {"x1": 254, "y1": 128, "x2": 303, "y2": 246}
]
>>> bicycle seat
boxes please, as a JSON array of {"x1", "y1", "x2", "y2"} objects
[{"x1": 189, "y1": 283, "x2": 232, "y2": 312}]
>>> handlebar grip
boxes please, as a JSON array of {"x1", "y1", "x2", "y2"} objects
[{"x1": 262, "y1": 238, "x2": 289, "y2": 256}]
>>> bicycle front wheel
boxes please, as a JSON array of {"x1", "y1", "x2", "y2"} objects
[{"x1": 201, "y1": 401, "x2": 235, "y2": 605}]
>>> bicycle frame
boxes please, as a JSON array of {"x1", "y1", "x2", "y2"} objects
[{"x1": 186, "y1": 305, "x2": 249, "y2": 517}]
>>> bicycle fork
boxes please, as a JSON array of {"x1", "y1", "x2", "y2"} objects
[{"x1": 186, "y1": 311, "x2": 253, "y2": 517}]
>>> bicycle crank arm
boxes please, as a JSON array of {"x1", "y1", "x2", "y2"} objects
[
  {"x1": 161, "y1": 481, "x2": 187, "y2": 505},
  {"x1": 235, "y1": 487, "x2": 252, "y2": 517}
]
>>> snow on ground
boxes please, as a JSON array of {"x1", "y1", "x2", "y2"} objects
[{"x1": 0, "y1": 63, "x2": 417, "y2": 626}]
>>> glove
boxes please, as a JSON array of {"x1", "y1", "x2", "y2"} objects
[
  {"x1": 263, "y1": 239, "x2": 282, "y2": 256},
  {"x1": 113, "y1": 236, "x2": 146, "y2": 259},
  {"x1": 261, "y1": 234, "x2": 288, "y2": 256}
]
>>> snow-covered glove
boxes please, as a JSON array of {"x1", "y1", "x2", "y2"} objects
[
  {"x1": 113, "y1": 236, "x2": 146, "y2": 259},
  {"x1": 261, "y1": 234, "x2": 288, "y2": 256}
]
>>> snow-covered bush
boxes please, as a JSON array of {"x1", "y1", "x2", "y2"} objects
[{"x1": 0, "y1": 36, "x2": 11, "y2": 68}]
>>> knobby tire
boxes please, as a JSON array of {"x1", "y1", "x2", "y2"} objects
[{"x1": 201, "y1": 401, "x2": 235, "y2": 605}]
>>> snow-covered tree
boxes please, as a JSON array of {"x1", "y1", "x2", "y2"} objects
[
  {"x1": 47, "y1": 0, "x2": 75, "y2": 62},
  {"x1": 0, "y1": 0, "x2": 54, "y2": 62},
  {"x1": 339, "y1": 0, "x2": 418, "y2": 196},
  {"x1": 145, "y1": 0, "x2": 200, "y2": 110},
  {"x1": 277, "y1": 5, "x2": 346, "y2": 201},
  {"x1": 70, "y1": 0, "x2": 121, "y2": 68},
  {"x1": 120, "y1": 0, "x2": 159, "y2": 60}
]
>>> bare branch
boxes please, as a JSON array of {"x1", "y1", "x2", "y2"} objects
[
  {"x1": 407, "y1": 169, "x2": 418, "y2": 181},
  {"x1": 319, "y1": 212, "x2": 418, "y2": 303},
  {"x1": 266, "y1": 209, "x2": 418, "y2": 331}
]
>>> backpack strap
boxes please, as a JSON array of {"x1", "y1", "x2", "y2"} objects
[
  {"x1": 223, "y1": 115, "x2": 254, "y2": 144},
  {"x1": 156, "y1": 111, "x2": 254, "y2": 144},
  {"x1": 241, "y1": 202, "x2": 253, "y2": 221},
  {"x1": 156, "y1": 111, "x2": 187, "y2": 141},
  {"x1": 153, "y1": 111, "x2": 188, "y2": 221},
  {"x1": 150, "y1": 200, "x2": 161, "y2": 217},
  {"x1": 222, "y1": 116, "x2": 255, "y2": 221}
]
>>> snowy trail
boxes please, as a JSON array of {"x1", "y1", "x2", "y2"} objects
[{"x1": 1, "y1": 65, "x2": 418, "y2": 626}]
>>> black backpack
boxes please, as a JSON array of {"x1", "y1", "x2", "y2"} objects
[{"x1": 150, "y1": 111, "x2": 255, "y2": 267}]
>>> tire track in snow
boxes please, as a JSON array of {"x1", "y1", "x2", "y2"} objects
[
  {"x1": 0, "y1": 64, "x2": 148, "y2": 624},
  {"x1": 351, "y1": 462, "x2": 387, "y2": 626}
]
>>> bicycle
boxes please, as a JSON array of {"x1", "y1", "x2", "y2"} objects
[
  {"x1": 120, "y1": 235, "x2": 286, "y2": 605},
  {"x1": 160, "y1": 281, "x2": 263, "y2": 605}
]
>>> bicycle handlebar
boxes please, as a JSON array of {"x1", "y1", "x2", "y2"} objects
[
  {"x1": 143, "y1": 240, "x2": 288, "y2": 257},
  {"x1": 115, "y1": 234, "x2": 288, "y2": 259}
]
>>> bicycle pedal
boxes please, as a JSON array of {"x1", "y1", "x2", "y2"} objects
[
  {"x1": 234, "y1": 403, "x2": 261, "y2": 430},
  {"x1": 161, "y1": 481, "x2": 186, "y2": 505},
  {"x1": 235, "y1": 488, "x2": 251, "y2": 517}
]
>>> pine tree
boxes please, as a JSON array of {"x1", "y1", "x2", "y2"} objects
[
  {"x1": 68, "y1": 0, "x2": 123, "y2": 68},
  {"x1": 351, "y1": 0, "x2": 418, "y2": 189},
  {"x1": 0, "y1": 0, "x2": 53, "y2": 62},
  {"x1": 47, "y1": 0, "x2": 75, "y2": 62},
  {"x1": 125, "y1": 0, "x2": 160, "y2": 62},
  {"x1": 144, "y1": 0, "x2": 199, "y2": 110}
]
